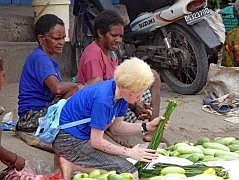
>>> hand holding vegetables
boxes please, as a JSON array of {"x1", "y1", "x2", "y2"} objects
[
  {"x1": 128, "y1": 144, "x2": 158, "y2": 162},
  {"x1": 132, "y1": 102, "x2": 153, "y2": 120},
  {"x1": 135, "y1": 99, "x2": 177, "y2": 170},
  {"x1": 146, "y1": 116, "x2": 165, "y2": 132}
]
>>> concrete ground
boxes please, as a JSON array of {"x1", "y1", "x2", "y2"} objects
[{"x1": 1, "y1": 82, "x2": 239, "y2": 172}]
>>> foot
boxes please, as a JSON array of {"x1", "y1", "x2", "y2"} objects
[
  {"x1": 58, "y1": 156, "x2": 73, "y2": 180},
  {"x1": 58, "y1": 156, "x2": 95, "y2": 179}
]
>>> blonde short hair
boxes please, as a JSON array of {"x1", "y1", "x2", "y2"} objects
[{"x1": 114, "y1": 57, "x2": 154, "y2": 91}]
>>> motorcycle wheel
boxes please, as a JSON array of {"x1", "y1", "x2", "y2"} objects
[{"x1": 157, "y1": 24, "x2": 208, "y2": 95}]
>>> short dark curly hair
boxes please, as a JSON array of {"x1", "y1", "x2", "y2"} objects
[
  {"x1": 94, "y1": 10, "x2": 124, "y2": 38},
  {"x1": 35, "y1": 14, "x2": 64, "y2": 42}
]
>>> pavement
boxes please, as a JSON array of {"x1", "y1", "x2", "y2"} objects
[{"x1": 1, "y1": 82, "x2": 239, "y2": 173}]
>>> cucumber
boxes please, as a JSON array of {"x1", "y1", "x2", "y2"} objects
[
  {"x1": 88, "y1": 169, "x2": 101, "y2": 178},
  {"x1": 160, "y1": 166, "x2": 185, "y2": 175},
  {"x1": 228, "y1": 144, "x2": 239, "y2": 152},
  {"x1": 147, "y1": 176, "x2": 165, "y2": 180},
  {"x1": 196, "y1": 137, "x2": 210, "y2": 145},
  {"x1": 186, "y1": 153, "x2": 204, "y2": 163},
  {"x1": 217, "y1": 155, "x2": 238, "y2": 161},
  {"x1": 214, "y1": 150, "x2": 239, "y2": 159},
  {"x1": 202, "y1": 155, "x2": 216, "y2": 162},
  {"x1": 119, "y1": 173, "x2": 134, "y2": 180},
  {"x1": 164, "y1": 173, "x2": 187, "y2": 179},
  {"x1": 214, "y1": 137, "x2": 236, "y2": 146},
  {"x1": 97, "y1": 171, "x2": 116, "y2": 180},
  {"x1": 156, "y1": 148, "x2": 169, "y2": 156},
  {"x1": 175, "y1": 143, "x2": 202, "y2": 154},
  {"x1": 169, "y1": 150, "x2": 181, "y2": 157},
  {"x1": 178, "y1": 154, "x2": 192, "y2": 159},
  {"x1": 202, "y1": 148, "x2": 221, "y2": 156},
  {"x1": 108, "y1": 174, "x2": 124, "y2": 180},
  {"x1": 203, "y1": 142, "x2": 230, "y2": 152},
  {"x1": 231, "y1": 139, "x2": 239, "y2": 144}
]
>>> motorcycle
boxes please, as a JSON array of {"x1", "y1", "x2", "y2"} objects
[{"x1": 72, "y1": 0, "x2": 222, "y2": 94}]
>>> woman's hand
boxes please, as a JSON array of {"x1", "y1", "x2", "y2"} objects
[
  {"x1": 128, "y1": 144, "x2": 158, "y2": 162},
  {"x1": 133, "y1": 102, "x2": 152, "y2": 120},
  {"x1": 146, "y1": 116, "x2": 165, "y2": 132},
  {"x1": 14, "y1": 155, "x2": 25, "y2": 171}
]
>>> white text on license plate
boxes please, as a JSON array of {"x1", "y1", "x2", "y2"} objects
[{"x1": 184, "y1": 8, "x2": 211, "y2": 25}]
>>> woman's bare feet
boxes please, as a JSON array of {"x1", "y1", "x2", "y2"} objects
[{"x1": 57, "y1": 156, "x2": 95, "y2": 180}]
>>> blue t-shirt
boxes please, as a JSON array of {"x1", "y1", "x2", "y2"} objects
[
  {"x1": 18, "y1": 47, "x2": 62, "y2": 117},
  {"x1": 60, "y1": 80, "x2": 128, "y2": 140}
]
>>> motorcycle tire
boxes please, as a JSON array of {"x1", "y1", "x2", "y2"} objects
[{"x1": 159, "y1": 24, "x2": 208, "y2": 95}]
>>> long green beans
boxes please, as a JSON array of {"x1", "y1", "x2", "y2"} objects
[
  {"x1": 139, "y1": 163, "x2": 229, "y2": 179},
  {"x1": 135, "y1": 99, "x2": 177, "y2": 170}
]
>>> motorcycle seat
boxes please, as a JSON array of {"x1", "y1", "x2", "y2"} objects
[{"x1": 120, "y1": 0, "x2": 176, "y2": 21}]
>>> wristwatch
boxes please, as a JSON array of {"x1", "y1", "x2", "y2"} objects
[{"x1": 141, "y1": 122, "x2": 148, "y2": 135}]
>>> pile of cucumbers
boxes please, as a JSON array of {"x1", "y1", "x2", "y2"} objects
[{"x1": 157, "y1": 136, "x2": 239, "y2": 163}]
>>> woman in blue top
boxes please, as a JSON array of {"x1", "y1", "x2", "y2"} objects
[
  {"x1": 53, "y1": 57, "x2": 163, "y2": 179},
  {"x1": 16, "y1": 14, "x2": 82, "y2": 148}
]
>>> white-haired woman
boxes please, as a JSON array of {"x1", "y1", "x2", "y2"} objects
[{"x1": 53, "y1": 58, "x2": 162, "y2": 179}]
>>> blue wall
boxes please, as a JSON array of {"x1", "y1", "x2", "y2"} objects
[
  {"x1": 0, "y1": 0, "x2": 74, "y2": 4},
  {"x1": 0, "y1": 0, "x2": 32, "y2": 4}
]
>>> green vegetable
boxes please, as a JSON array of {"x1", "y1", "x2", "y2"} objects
[
  {"x1": 203, "y1": 168, "x2": 216, "y2": 175},
  {"x1": 97, "y1": 171, "x2": 116, "y2": 180},
  {"x1": 119, "y1": 173, "x2": 134, "y2": 180},
  {"x1": 72, "y1": 173, "x2": 89, "y2": 180},
  {"x1": 203, "y1": 142, "x2": 230, "y2": 152},
  {"x1": 178, "y1": 154, "x2": 192, "y2": 159},
  {"x1": 108, "y1": 174, "x2": 124, "y2": 180},
  {"x1": 175, "y1": 143, "x2": 203, "y2": 154},
  {"x1": 214, "y1": 150, "x2": 239, "y2": 159},
  {"x1": 135, "y1": 99, "x2": 177, "y2": 170},
  {"x1": 164, "y1": 173, "x2": 187, "y2": 179},
  {"x1": 202, "y1": 155, "x2": 216, "y2": 162},
  {"x1": 88, "y1": 169, "x2": 101, "y2": 178},
  {"x1": 195, "y1": 137, "x2": 210, "y2": 145},
  {"x1": 160, "y1": 166, "x2": 185, "y2": 175},
  {"x1": 231, "y1": 139, "x2": 239, "y2": 144},
  {"x1": 146, "y1": 176, "x2": 165, "y2": 180},
  {"x1": 228, "y1": 143, "x2": 239, "y2": 152},
  {"x1": 156, "y1": 148, "x2": 169, "y2": 156},
  {"x1": 186, "y1": 153, "x2": 204, "y2": 163},
  {"x1": 139, "y1": 163, "x2": 229, "y2": 179},
  {"x1": 202, "y1": 148, "x2": 219, "y2": 156},
  {"x1": 169, "y1": 150, "x2": 180, "y2": 157},
  {"x1": 214, "y1": 137, "x2": 236, "y2": 146}
]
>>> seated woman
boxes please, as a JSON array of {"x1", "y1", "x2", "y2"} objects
[
  {"x1": 0, "y1": 57, "x2": 25, "y2": 177},
  {"x1": 54, "y1": 57, "x2": 162, "y2": 179},
  {"x1": 77, "y1": 10, "x2": 161, "y2": 143},
  {"x1": 16, "y1": 14, "x2": 83, "y2": 148}
]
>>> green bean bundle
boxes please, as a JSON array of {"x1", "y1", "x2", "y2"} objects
[{"x1": 135, "y1": 99, "x2": 177, "y2": 170}]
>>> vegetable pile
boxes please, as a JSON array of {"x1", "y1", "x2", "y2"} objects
[
  {"x1": 138, "y1": 136, "x2": 239, "y2": 179},
  {"x1": 139, "y1": 163, "x2": 229, "y2": 179},
  {"x1": 72, "y1": 169, "x2": 134, "y2": 180},
  {"x1": 159, "y1": 136, "x2": 239, "y2": 163}
]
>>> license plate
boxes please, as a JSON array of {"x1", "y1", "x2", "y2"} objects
[{"x1": 184, "y1": 8, "x2": 211, "y2": 25}]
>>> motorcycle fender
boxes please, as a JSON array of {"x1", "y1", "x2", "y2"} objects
[{"x1": 175, "y1": 20, "x2": 221, "y2": 48}]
